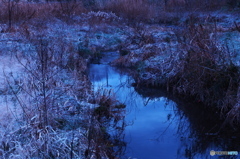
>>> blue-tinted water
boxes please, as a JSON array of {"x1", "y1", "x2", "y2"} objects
[{"x1": 88, "y1": 52, "x2": 240, "y2": 159}]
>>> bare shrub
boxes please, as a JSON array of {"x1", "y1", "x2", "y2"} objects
[
  {"x1": 0, "y1": 36, "x2": 92, "y2": 158},
  {"x1": 0, "y1": 1, "x2": 41, "y2": 29}
]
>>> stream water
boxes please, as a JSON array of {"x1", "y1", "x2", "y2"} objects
[{"x1": 88, "y1": 52, "x2": 240, "y2": 159}]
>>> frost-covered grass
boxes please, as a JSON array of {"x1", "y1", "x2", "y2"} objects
[
  {"x1": 0, "y1": 7, "x2": 129, "y2": 157},
  {"x1": 112, "y1": 13, "x2": 240, "y2": 128},
  {"x1": 0, "y1": 33, "x2": 91, "y2": 158},
  {"x1": 0, "y1": 0, "x2": 239, "y2": 157}
]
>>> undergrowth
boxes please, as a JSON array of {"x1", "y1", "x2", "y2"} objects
[
  {"x1": 85, "y1": 88, "x2": 126, "y2": 158},
  {"x1": 168, "y1": 23, "x2": 240, "y2": 126}
]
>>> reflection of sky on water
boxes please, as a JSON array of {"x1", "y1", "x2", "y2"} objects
[
  {"x1": 89, "y1": 64, "x2": 181, "y2": 159},
  {"x1": 89, "y1": 63, "x2": 240, "y2": 159},
  {"x1": 124, "y1": 100, "x2": 179, "y2": 159}
]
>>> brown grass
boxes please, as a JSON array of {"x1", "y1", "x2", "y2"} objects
[
  {"x1": 102, "y1": 0, "x2": 158, "y2": 22},
  {"x1": 0, "y1": 0, "x2": 236, "y2": 30},
  {"x1": 166, "y1": 23, "x2": 240, "y2": 126},
  {"x1": 0, "y1": 1, "x2": 86, "y2": 28},
  {"x1": 165, "y1": 0, "x2": 229, "y2": 11},
  {"x1": 85, "y1": 88, "x2": 126, "y2": 158},
  {"x1": 0, "y1": 34, "x2": 93, "y2": 158}
]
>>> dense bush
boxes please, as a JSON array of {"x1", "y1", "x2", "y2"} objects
[{"x1": 166, "y1": 23, "x2": 240, "y2": 126}]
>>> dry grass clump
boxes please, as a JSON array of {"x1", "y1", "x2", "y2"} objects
[
  {"x1": 83, "y1": 11, "x2": 122, "y2": 26},
  {"x1": 85, "y1": 89, "x2": 126, "y2": 158},
  {"x1": 91, "y1": 89, "x2": 125, "y2": 122},
  {"x1": 0, "y1": 126, "x2": 85, "y2": 158},
  {"x1": 166, "y1": 23, "x2": 240, "y2": 125},
  {"x1": 172, "y1": 22, "x2": 239, "y2": 103},
  {"x1": 112, "y1": 52, "x2": 139, "y2": 68}
]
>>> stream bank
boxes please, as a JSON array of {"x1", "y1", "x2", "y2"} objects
[
  {"x1": 110, "y1": 14, "x2": 240, "y2": 128},
  {"x1": 0, "y1": 4, "x2": 239, "y2": 157},
  {"x1": 89, "y1": 51, "x2": 240, "y2": 158}
]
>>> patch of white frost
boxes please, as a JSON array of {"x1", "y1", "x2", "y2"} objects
[{"x1": 0, "y1": 55, "x2": 26, "y2": 126}]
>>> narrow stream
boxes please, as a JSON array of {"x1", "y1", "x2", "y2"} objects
[{"x1": 88, "y1": 52, "x2": 240, "y2": 159}]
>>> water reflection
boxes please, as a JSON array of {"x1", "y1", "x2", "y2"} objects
[
  {"x1": 134, "y1": 86, "x2": 240, "y2": 159},
  {"x1": 89, "y1": 64, "x2": 180, "y2": 158},
  {"x1": 88, "y1": 53, "x2": 240, "y2": 159}
]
